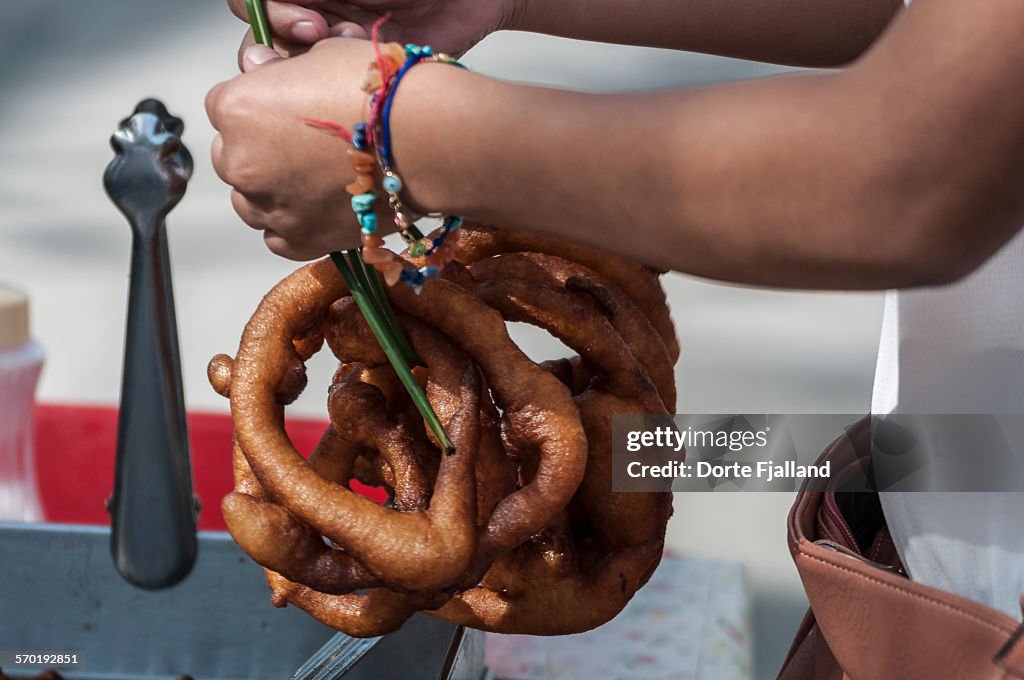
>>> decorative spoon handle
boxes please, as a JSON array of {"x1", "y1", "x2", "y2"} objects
[{"x1": 104, "y1": 99, "x2": 198, "y2": 589}]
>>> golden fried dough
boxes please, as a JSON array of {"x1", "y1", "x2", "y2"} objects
[{"x1": 211, "y1": 226, "x2": 676, "y2": 637}]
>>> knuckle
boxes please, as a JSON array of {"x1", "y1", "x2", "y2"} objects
[
  {"x1": 207, "y1": 79, "x2": 256, "y2": 126},
  {"x1": 229, "y1": 188, "x2": 249, "y2": 213},
  {"x1": 214, "y1": 142, "x2": 259, "y2": 193},
  {"x1": 204, "y1": 83, "x2": 225, "y2": 124},
  {"x1": 210, "y1": 135, "x2": 228, "y2": 182},
  {"x1": 229, "y1": 190, "x2": 260, "y2": 225},
  {"x1": 215, "y1": 83, "x2": 250, "y2": 118},
  {"x1": 263, "y1": 231, "x2": 297, "y2": 259},
  {"x1": 227, "y1": 162, "x2": 262, "y2": 195},
  {"x1": 267, "y1": 207, "x2": 302, "y2": 235}
]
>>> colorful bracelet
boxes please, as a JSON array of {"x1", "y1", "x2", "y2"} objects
[{"x1": 343, "y1": 42, "x2": 466, "y2": 293}]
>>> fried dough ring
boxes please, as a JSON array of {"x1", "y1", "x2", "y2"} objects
[
  {"x1": 213, "y1": 226, "x2": 676, "y2": 637},
  {"x1": 423, "y1": 251, "x2": 672, "y2": 634},
  {"x1": 325, "y1": 290, "x2": 588, "y2": 562},
  {"x1": 217, "y1": 353, "x2": 388, "y2": 595},
  {"x1": 236, "y1": 310, "x2": 483, "y2": 591},
  {"x1": 226, "y1": 259, "x2": 586, "y2": 593},
  {"x1": 448, "y1": 225, "x2": 679, "y2": 364},
  {"x1": 266, "y1": 571, "x2": 422, "y2": 638},
  {"x1": 220, "y1": 355, "x2": 447, "y2": 635},
  {"x1": 262, "y1": 362, "x2": 483, "y2": 637},
  {"x1": 463, "y1": 252, "x2": 675, "y2": 550},
  {"x1": 473, "y1": 277, "x2": 664, "y2": 413},
  {"x1": 436, "y1": 540, "x2": 665, "y2": 635},
  {"x1": 223, "y1": 431, "x2": 384, "y2": 595},
  {"x1": 238, "y1": 438, "x2": 423, "y2": 637},
  {"x1": 242, "y1": 352, "x2": 509, "y2": 636},
  {"x1": 469, "y1": 253, "x2": 676, "y2": 411},
  {"x1": 327, "y1": 364, "x2": 432, "y2": 511},
  {"x1": 384, "y1": 277, "x2": 589, "y2": 559}
]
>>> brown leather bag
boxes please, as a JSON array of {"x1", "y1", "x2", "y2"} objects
[{"x1": 778, "y1": 418, "x2": 1024, "y2": 680}]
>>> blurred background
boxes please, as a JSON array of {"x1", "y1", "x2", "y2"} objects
[{"x1": 0, "y1": 1, "x2": 884, "y2": 677}]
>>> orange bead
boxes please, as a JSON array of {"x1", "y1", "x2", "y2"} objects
[
  {"x1": 347, "y1": 150, "x2": 376, "y2": 175},
  {"x1": 380, "y1": 261, "x2": 404, "y2": 286},
  {"x1": 361, "y1": 67, "x2": 383, "y2": 94},
  {"x1": 383, "y1": 43, "x2": 407, "y2": 70},
  {"x1": 347, "y1": 149, "x2": 375, "y2": 165},
  {"x1": 345, "y1": 174, "x2": 374, "y2": 195},
  {"x1": 361, "y1": 233, "x2": 385, "y2": 248}
]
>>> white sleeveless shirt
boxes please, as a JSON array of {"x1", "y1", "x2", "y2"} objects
[
  {"x1": 872, "y1": 0, "x2": 1024, "y2": 621},
  {"x1": 873, "y1": 235, "x2": 1024, "y2": 619}
]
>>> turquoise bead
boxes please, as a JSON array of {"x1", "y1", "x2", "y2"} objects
[
  {"x1": 383, "y1": 175, "x2": 403, "y2": 194},
  {"x1": 359, "y1": 212, "x2": 377, "y2": 233},
  {"x1": 351, "y1": 193, "x2": 376, "y2": 213}
]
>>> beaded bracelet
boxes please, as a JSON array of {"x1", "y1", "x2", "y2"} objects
[
  {"x1": 377, "y1": 45, "x2": 466, "y2": 263},
  {"x1": 344, "y1": 42, "x2": 466, "y2": 293}
]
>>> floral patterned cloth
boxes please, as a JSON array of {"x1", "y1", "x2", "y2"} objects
[{"x1": 485, "y1": 550, "x2": 751, "y2": 680}]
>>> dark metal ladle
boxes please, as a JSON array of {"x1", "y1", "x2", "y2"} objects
[{"x1": 104, "y1": 99, "x2": 198, "y2": 589}]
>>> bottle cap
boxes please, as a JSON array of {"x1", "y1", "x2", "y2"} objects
[{"x1": 0, "y1": 286, "x2": 30, "y2": 350}]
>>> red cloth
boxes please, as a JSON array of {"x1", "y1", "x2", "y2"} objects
[{"x1": 34, "y1": 404, "x2": 386, "y2": 530}]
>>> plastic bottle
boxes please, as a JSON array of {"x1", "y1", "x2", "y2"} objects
[{"x1": 0, "y1": 286, "x2": 45, "y2": 522}]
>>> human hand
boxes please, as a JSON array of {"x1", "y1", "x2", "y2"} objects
[
  {"x1": 226, "y1": 0, "x2": 519, "y2": 58},
  {"x1": 207, "y1": 39, "x2": 387, "y2": 260}
]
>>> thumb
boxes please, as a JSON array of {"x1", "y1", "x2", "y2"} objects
[{"x1": 242, "y1": 45, "x2": 283, "y2": 72}]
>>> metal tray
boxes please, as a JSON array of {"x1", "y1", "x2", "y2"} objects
[{"x1": 0, "y1": 524, "x2": 478, "y2": 680}]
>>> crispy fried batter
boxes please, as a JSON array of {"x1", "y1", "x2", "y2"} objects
[
  {"x1": 448, "y1": 226, "x2": 679, "y2": 364},
  {"x1": 211, "y1": 225, "x2": 676, "y2": 637}
]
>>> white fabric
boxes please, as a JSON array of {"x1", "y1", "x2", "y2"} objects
[
  {"x1": 872, "y1": 0, "x2": 1024, "y2": 621},
  {"x1": 874, "y1": 236, "x2": 1024, "y2": 619}
]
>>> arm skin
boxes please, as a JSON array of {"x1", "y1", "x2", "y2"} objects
[
  {"x1": 387, "y1": 0, "x2": 1024, "y2": 289},
  {"x1": 226, "y1": 0, "x2": 904, "y2": 68},
  {"x1": 511, "y1": 0, "x2": 905, "y2": 67}
]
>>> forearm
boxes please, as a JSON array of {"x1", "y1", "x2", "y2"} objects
[
  {"x1": 392, "y1": 0, "x2": 1024, "y2": 291},
  {"x1": 509, "y1": 0, "x2": 904, "y2": 68},
  {"x1": 396, "y1": 69, "x2": 903, "y2": 289}
]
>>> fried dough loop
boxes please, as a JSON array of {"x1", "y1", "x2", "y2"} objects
[{"x1": 211, "y1": 226, "x2": 676, "y2": 637}]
